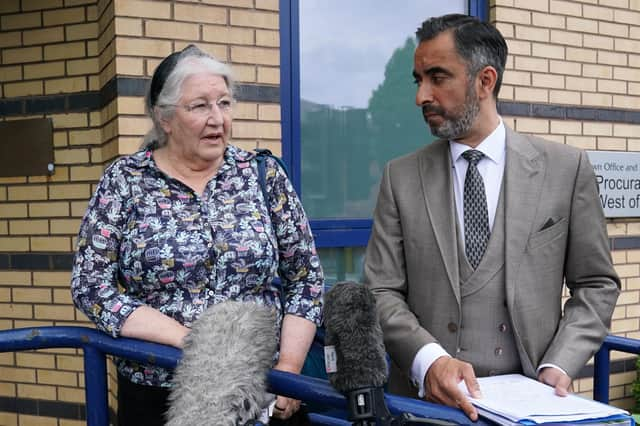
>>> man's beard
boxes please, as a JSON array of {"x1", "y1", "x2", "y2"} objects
[{"x1": 423, "y1": 84, "x2": 480, "y2": 140}]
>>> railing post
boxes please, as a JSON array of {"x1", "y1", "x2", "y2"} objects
[
  {"x1": 594, "y1": 343, "x2": 611, "y2": 404},
  {"x1": 83, "y1": 345, "x2": 109, "y2": 426}
]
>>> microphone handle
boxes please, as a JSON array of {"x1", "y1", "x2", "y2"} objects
[
  {"x1": 345, "y1": 387, "x2": 460, "y2": 426},
  {"x1": 348, "y1": 387, "x2": 394, "y2": 426},
  {"x1": 394, "y1": 413, "x2": 458, "y2": 426}
]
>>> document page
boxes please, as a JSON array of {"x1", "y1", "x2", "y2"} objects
[{"x1": 458, "y1": 374, "x2": 629, "y2": 424}]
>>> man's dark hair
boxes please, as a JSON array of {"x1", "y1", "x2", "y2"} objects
[{"x1": 416, "y1": 14, "x2": 508, "y2": 98}]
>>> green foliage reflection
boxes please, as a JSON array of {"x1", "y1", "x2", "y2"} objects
[{"x1": 301, "y1": 37, "x2": 436, "y2": 219}]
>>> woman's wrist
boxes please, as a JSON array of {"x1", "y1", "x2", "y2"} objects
[{"x1": 273, "y1": 359, "x2": 302, "y2": 374}]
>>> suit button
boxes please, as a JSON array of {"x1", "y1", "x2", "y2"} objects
[
  {"x1": 488, "y1": 370, "x2": 497, "y2": 376},
  {"x1": 499, "y1": 323, "x2": 507, "y2": 332},
  {"x1": 447, "y1": 322, "x2": 458, "y2": 333},
  {"x1": 495, "y1": 347, "x2": 503, "y2": 356}
]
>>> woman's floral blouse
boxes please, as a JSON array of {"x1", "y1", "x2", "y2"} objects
[{"x1": 71, "y1": 144, "x2": 324, "y2": 386}]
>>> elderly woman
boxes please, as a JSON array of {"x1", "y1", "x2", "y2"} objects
[{"x1": 71, "y1": 45, "x2": 323, "y2": 425}]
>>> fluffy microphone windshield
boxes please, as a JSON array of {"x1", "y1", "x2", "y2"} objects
[
  {"x1": 166, "y1": 301, "x2": 277, "y2": 426},
  {"x1": 324, "y1": 281, "x2": 388, "y2": 393}
]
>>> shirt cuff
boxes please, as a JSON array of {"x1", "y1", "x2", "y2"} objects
[
  {"x1": 537, "y1": 363, "x2": 568, "y2": 377},
  {"x1": 410, "y1": 343, "x2": 451, "y2": 398}
]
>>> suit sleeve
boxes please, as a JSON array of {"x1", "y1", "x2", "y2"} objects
[
  {"x1": 363, "y1": 162, "x2": 437, "y2": 375},
  {"x1": 540, "y1": 150, "x2": 620, "y2": 378}
]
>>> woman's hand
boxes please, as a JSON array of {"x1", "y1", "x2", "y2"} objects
[
  {"x1": 271, "y1": 359, "x2": 303, "y2": 420},
  {"x1": 271, "y1": 394, "x2": 301, "y2": 420},
  {"x1": 270, "y1": 314, "x2": 316, "y2": 420}
]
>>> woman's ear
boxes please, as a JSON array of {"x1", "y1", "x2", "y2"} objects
[
  {"x1": 156, "y1": 108, "x2": 172, "y2": 135},
  {"x1": 477, "y1": 65, "x2": 498, "y2": 99}
]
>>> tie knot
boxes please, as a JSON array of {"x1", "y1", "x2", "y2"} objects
[{"x1": 462, "y1": 149, "x2": 484, "y2": 166}]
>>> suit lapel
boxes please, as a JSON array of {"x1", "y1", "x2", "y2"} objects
[
  {"x1": 418, "y1": 140, "x2": 460, "y2": 304},
  {"x1": 504, "y1": 128, "x2": 545, "y2": 287},
  {"x1": 504, "y1": 127, "x2": 545, "y2": 373}
]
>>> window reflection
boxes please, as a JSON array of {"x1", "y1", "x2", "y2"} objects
[
  {"x1": 318, "y1": 246, "x2": 366, "y2": 286},
  {"x1": 300, "y1": 0, "x2": 466, "y2": 219}
]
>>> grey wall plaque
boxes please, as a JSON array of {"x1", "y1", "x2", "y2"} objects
[{"x1": 587, "y1": 150, "x2": 640, "y2": 218}]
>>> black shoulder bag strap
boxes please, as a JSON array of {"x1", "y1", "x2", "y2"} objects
[{"x1": 254, "y1": 148, "x2": 289, "y2": 206}]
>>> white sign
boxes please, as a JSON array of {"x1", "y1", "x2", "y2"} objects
[{"x1": 587, "y1": 150, "x2": 640, "y2": 218}]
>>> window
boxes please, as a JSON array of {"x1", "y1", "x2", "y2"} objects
[{"x1": 280, "y1": 0, "x2": 489, "y2": 282}]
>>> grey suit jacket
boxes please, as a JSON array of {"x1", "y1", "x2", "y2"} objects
[{"x1": 363, "y1": 127, "x2": 620, "y2": 397}]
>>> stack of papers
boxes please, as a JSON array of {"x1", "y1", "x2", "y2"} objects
[{"x1": 458, "y1": 374, "x2": 634, "y2": 425}]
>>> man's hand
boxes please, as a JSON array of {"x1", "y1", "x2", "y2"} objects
[
  {"x1": 424, "y1": 357, "x2": 482, "y2": 421},
  {"x1": 538, "y1": 367, "x2": 572, "y2": 396}
]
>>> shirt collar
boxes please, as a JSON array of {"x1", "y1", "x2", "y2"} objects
[
  {"x1": 136, "y1": 143, "x2": 245, "y2": 174},
  {"x1": 450, "y1": 118, "x2": 506, "y2": 165}
]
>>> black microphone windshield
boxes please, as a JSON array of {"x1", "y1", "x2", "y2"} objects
[
  {"x1": 324, "y1": 281, "x2": 388, "y2": 394},
  {"x1": 166, "y1": 301, "x2": 277, "y2": 426},
  {"x1": 325, "y1": 283, "x2": 459, "y2": 426}
]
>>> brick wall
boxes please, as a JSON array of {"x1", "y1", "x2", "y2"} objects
[
  {"x1": 493, "y1": 0, "x2": 640, "y2": 408},
  {"x1": 0, "y1": 0, "x2": 281, "y2": 424},
  {"x1": 0, "y1": 0, "x2": 100, "y2": 424}
]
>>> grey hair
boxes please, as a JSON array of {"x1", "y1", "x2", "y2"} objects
[{"x1": 142, "y1": 46, "x2": 235, "y2": 149}]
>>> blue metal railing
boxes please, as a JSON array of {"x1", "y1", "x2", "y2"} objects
[
  {"x1": 0, "y1": 326, "x2": 180, "y2": 425},
  {"x1": 0, "y1": 326, "x2": 489, "y2": 425},
  {"x1": 594, "y1": 334, "x2": 640, "y2": 404},
  {"x1": 0, "y1": 328, "x2": 637, "y2": 425}
]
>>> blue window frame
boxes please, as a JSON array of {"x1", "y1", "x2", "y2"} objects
[{"x1": 280, "y1": 0, "x2": 489, "y2": 249}]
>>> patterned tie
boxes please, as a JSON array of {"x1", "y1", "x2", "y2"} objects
[{"x1": 462, "y1": 149, "x2": 490, "y2": 269}]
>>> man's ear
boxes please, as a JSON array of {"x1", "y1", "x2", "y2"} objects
[{"x1": 477, "y1": 65, "x2": 498, "y2": 99}]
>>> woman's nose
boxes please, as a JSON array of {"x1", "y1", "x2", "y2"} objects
[{"x1": 206, "y1": 105, "x2": 224, "y2": 125}]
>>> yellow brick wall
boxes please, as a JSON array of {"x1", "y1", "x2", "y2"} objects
[
  {"x1": 494, "y1": 0, "x2": 640, "y2": 409},
  {"x1": 0, "y1": 0, "x2": 102, "y2": 423},
  {"x1": 495, "y1": 1, "x2": 639, "y2": 111}
]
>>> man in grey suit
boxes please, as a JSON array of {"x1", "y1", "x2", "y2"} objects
[{"x1": 363, "y1": 14, "x2": 620, "y2": 421}]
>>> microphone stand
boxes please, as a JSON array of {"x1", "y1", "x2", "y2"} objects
[{"x1": 346, "y1": 386, "x2": 457, "y2": 426}]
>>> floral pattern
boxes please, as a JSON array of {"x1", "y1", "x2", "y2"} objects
[{"x1": 71, "y1": 144, "x2": 324, "y2": 386}]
